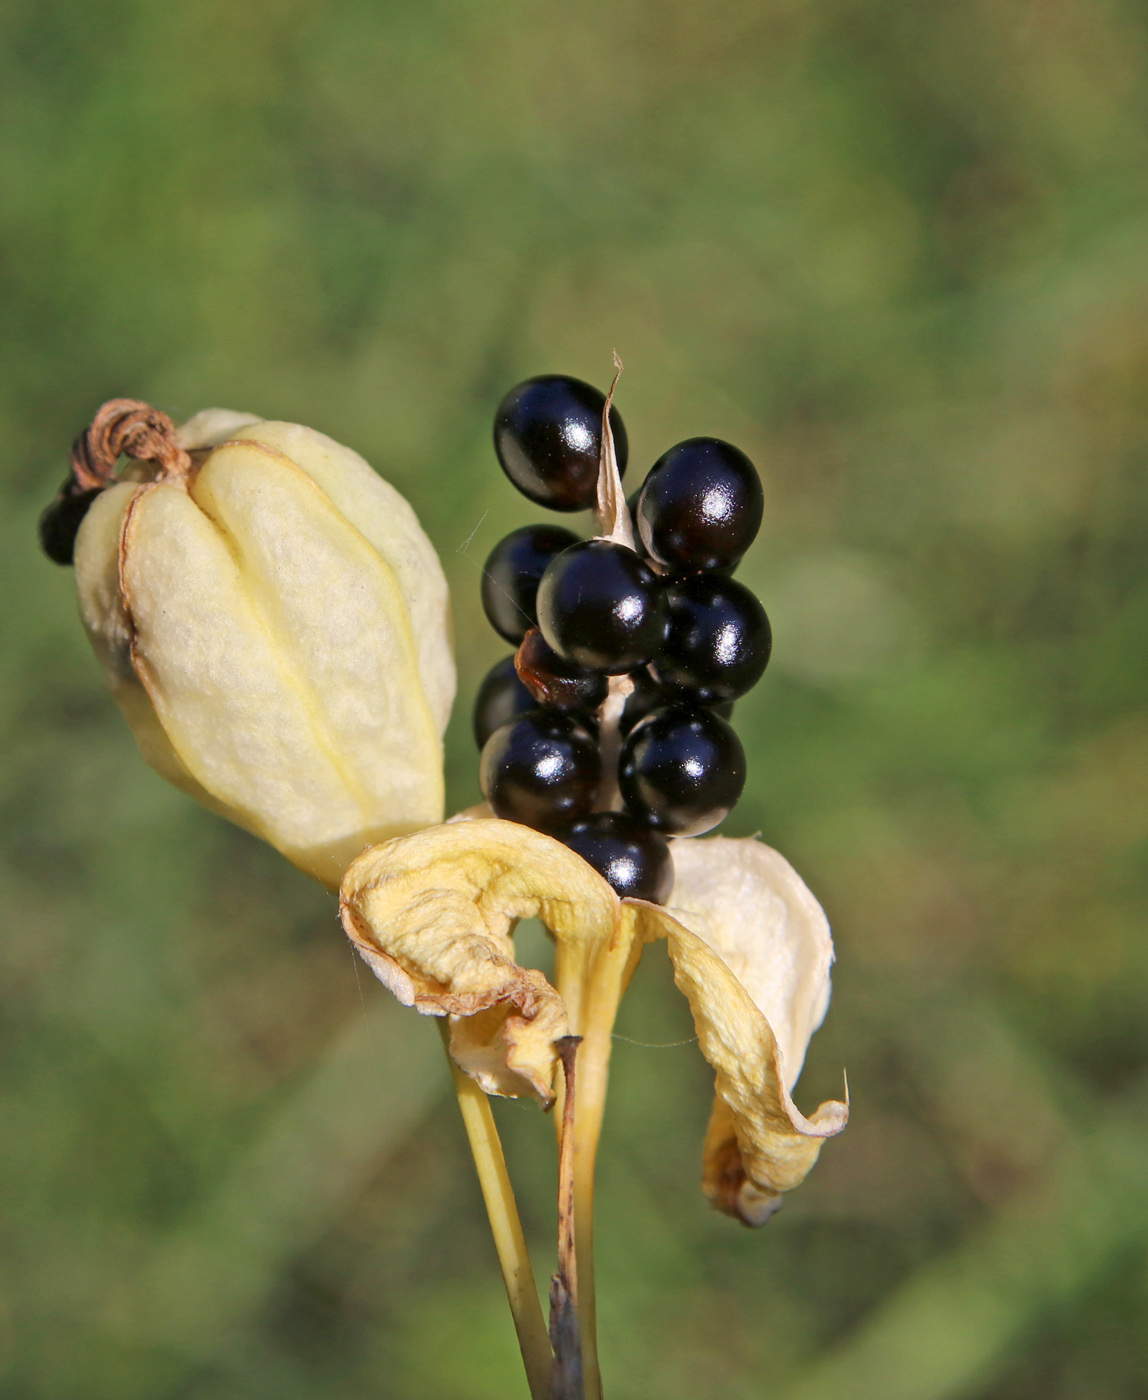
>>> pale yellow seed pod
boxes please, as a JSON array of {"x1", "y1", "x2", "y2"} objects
[{"x1": 73, "y1": 401, "x2": 454, "y2": 890}]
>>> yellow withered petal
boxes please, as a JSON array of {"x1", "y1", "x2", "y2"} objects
[
  {"x1": 339, "y1": 820, "x2": 617, "y2": 1103},
  {"x1": 667, "y1": 836, "x2": 834, "y2": 1091},
  {"x1": 654, "y1": 835, "x2": 848, "y2": 1224},
  {"x1": 340, "y1": 818, "x2": 846, "y2": 1215},
  {"x1": 74, "y1": 410, "x2": 454, "y2": 890}
]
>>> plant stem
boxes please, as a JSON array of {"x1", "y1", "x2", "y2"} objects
[
  {"x1": 548, "y1": 1036, "x2": 585, "y2": 1400},
  {"x1": 438, "y1": 1021, "x2": 552, "y2": 1400},
  {"x1": 554, "y1": 923, "x2": 646, "y2": 1400}
]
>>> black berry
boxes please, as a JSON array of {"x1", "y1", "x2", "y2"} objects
[
  {"x1": 537, "y1": 540, "x2": 668, "y2": 674},
  {"x1": 473, "y1": 656, "x2": 539, "y2": 750},
  {"x1": 651, "y1": 574, "x2": 771, "y2": 703},
  {"x1": 515, "y1": 628, "x2": 608, "y2": 713},
  {"x1": 39, "y1": 483, "x2": 103, "y2": 566},
  {"x1": 619, "y1": 705, "x2": 746, "y2": 836},
  {"x1": 621, "y1": 667, "x2": 733, "y2": 733},
  {"x1": 626, "y1": 490, "x2": 647, "y2": 554},
  {"x1": 480, "y1": 711, "x2": 601, "y2": 834},
  {"x1": 619, "y1": 668, "x2": 664, "y2": 735},
  {"x1": 494, "y1": 375, "x2": 628, "y2": 512},
  {"x1": 636, "y1": 438, "x2": 763, "y2": 572},
  {"x1": 481, "y1": 524, "x2": 580, "y2": 644},
  {"x1": 564, "y1": 811, "x2": 674, "y2": 904}
]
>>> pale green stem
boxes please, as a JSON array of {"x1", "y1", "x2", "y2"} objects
[
  {"x1": 554, "y1": 924, "x2": 647, "y2": 1400},
  {"x1": 438, "y1": 1022, "x2": 552, "y2": 1400}
]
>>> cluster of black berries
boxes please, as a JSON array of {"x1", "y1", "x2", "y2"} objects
[{"x1": 474, "y1": 374, "x2": 771, "y2": 906}]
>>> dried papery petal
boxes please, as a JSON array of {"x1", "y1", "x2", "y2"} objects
[
  {"x1": 593, "y1": 352, "x2": 634, "y2": 550},
  {"x1": 637, "y1": 835, "x2": 848, "y2": 1224},
  {"x1": 74, "y1": 409, "x2": 454, "y2": 890},
  {"x1": 659, "y1": 909, "x2": 846, "y2": 1222},
  {"x1": 592, "y1": 354, "x2": 638, "y2": 811},
  {"x1": 341, "y1": 816, "x2": 844, "y2": 1220},
  {"x1": 667, "y1": 836, "x2": 833, "y2": 1089},
  {"x1": 340, "y1": 819, "x2": 621, "y2": 1103}
]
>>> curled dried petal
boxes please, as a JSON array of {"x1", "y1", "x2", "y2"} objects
[
  {"x1": 341, "y1": 818, "x2": 846, "y2": 1217},
  {"x1": 667, "y1": 836, "x2": 833, "y2": 1089},
  {"x1": 340, "y1": 819, "x2": 619, "y2": 1103},
  {"x1": 637, "y1": 835, "x2": 848, "y2": 1224},
  {"x1": 641, "y1": 904, "x2": 847, "y2": 1223}
]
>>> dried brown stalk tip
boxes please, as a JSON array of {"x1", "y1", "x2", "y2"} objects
[
  {"x1": 593, "y1": 352, "x2": 633, "y2": 549},
  {"x1": 70, "y1": 398, "x2": 191, "y2": 490},
  {"x1": 41, "y1": 398, "x2": 195, "y2": 566}
]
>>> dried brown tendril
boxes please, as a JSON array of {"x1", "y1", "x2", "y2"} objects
[
  {"x1": 41, "y1": 398, "x2": 194, "y2": 566},
  {"x1": 69, "y1": 397, "x2": 192, "y2": 491}
]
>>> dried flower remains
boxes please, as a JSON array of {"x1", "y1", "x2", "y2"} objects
[{"x1": 46, "y1": 382, "x2": 846, "y2": 1400}]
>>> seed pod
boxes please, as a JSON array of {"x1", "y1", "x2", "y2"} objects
[{"x1": 71, "y1": 400, "x2": 455, "y2": 889}]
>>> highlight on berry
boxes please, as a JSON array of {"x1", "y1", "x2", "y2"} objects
[{"x1": 476, "y1": 370, "x2": 771, "y2": 903}]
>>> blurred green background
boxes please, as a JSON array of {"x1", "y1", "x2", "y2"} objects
[{"x1": 4, "y1": 1, "x2": 1148, "y2": 1396}]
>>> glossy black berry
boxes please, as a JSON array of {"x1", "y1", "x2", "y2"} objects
[
  {"x1": 494, "y1": 375, "x2": 628, "y2": 512},
  {"x1": 515, "y1": 628, "x2": 608, "y2": 713},
  {"x1": 626, "y1": 490, "x2": 647, "y2": 555},
  {"x1": 636, "y1": 437, "x2": 763, "y2": 572},
  {"x1": 480, "y1": 711, "x2": 601, "y2": 835},
  {"x1": 39, "y1": 483, "x2": 103, "y2": 566},
  {"x1": 619, "y1": 668, "x2": 664, "y2": 735},
  {"x1": 564, "y1": 811, "x2": 674, "y2": 904},
  {"x1": 537, "y1": 540, "x2": 668, "y2": 674},
  {"x1": 650, "y1": 574, "x2": 771, "y2": 703},
  {"x1": 481, "y1": 524, "x2": 580, "y2": 644},
  {"x1": 621, "y1": 667, "x2": 733, "y2": 733},
  {"x1": 619, "y1": 705, "x2": 746, "y2": 836},
  {"x1": 473, "y1": 656, "x2": 539, "y2": 750}
]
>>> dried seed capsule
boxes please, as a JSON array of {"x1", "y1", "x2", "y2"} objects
[{"x1": 72, "y1": 402, "x2": 455, "y2": 889}]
